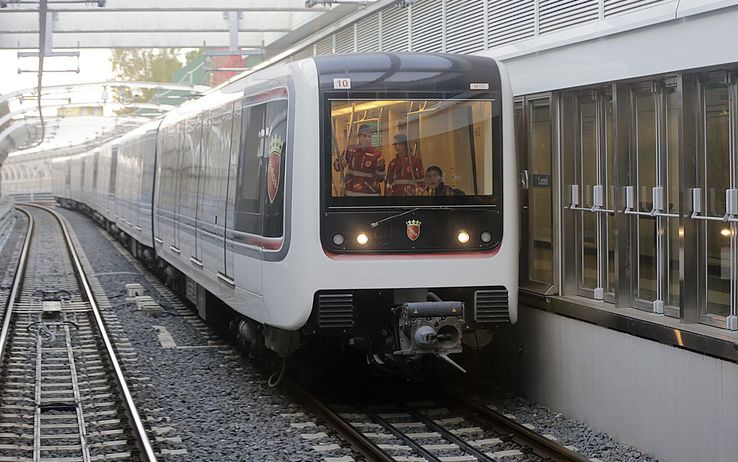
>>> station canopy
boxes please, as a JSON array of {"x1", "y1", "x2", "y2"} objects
[
  {"x1": 0, "y1": 0, "x2": 368, "y2": 162},
  {"x1": 0, "y1": 0, "x2": 355, "y2": 50}
]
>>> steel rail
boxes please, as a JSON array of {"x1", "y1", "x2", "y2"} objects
[
  {"x1": 399, "y1": 404, "x2": 496, "y2": 462},
  {"x1": 441, "y1": 387, "x2": 591, "y2": 462},
  {"x1": 366, "y1": 410, "x2": 444, "y2": 462},
  {"x1": 286, "y1": 379, "x2": 395, "y2": 462},
  {"x1": 22, "y1": 203, "x2": 158, "y2": 462},
  {"x1": 0, "y1": 207, "x2": 34, "y2": 366}
]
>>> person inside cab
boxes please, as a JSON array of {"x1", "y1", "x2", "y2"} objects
[
  {"x1": 425, "y1": 165, "x2": 465, "y2": 196},
  {"x1": 386, "y1": 134, "x2": 425, "y2": 196},
  {"x1": 333, "y1": 124, "x2": 385, "y2": 196}
]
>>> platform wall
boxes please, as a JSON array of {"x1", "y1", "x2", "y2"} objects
[{"x1": 491, "y1": 305, "x2": 738, "y2": 462}]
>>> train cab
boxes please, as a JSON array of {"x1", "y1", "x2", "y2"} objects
[{"x1": 297, "y1": 54, "x2": 518, "y2": 370}]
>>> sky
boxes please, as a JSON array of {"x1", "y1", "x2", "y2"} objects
[
  {"x1": 1, "y1": 49, "x2": 117, "y2": 154},
  {"x1": 0, "y1": 48, "x2": 113, "y2": 96},
  {"x1": 0, "y1": 48, "x2": 201, "y2": 154}
]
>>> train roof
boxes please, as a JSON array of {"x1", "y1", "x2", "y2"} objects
[{"x1": 314, "y1": 53, "x2": 501, "y2": 94}]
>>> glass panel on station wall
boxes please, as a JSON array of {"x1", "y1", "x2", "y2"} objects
[
  {"x1": 666, "y1": 88, "x2": 681, "y2": 309},
  {"x1": 703, "y1": 84, "x2": 731, "y2": 318},
  {"x1": 635, "y1": 89, "x2": 657, "y2": 303},
  {"x1": 528, "y1": 99, "x2": 553, "y2": 285},
  {"x1": 579, "y1": 98, "x2": 598, "y2": 292},
  {"x1": 605, "y1": 98, "x2": 616, "y2": 296}
]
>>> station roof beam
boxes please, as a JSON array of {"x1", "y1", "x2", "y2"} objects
[{"x1": 0, "y1": 0, "x2": 346, "y2": 49}]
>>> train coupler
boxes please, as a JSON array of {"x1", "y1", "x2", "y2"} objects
[{"x1": 393, "y1": 300, "x2": 465, "y2": 359}]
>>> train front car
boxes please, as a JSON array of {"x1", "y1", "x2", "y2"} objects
[{"x1": 285, "y1": 53, "x2": 517, "y2": 372}]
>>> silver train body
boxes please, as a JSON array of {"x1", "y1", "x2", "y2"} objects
[{"x1": 53, "y1": 53, "x2": 518, "y2": 363}]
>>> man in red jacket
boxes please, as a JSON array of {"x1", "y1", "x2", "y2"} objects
[
  {"x1": 334, "y1": 124, "x2": 386, "y2": 196},
  {"x1": 386, "y1": 134, "x2": 425, "y2": 196}
]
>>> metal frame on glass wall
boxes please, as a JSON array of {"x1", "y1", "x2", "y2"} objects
[
  {"x1": 687, "y1": 71, "x2": 738, "y2": 330},
  {"x1": 564, "y1": 88, "x2": 616, "y2": 302},
  {"x1": 521, "y1": 66, "x2": 738, "y2": 332},
  {"x1": 623, "y1": 79, "x2": 681, "y2": 318},
  {"x1": 516, "y1": 93, "x2": 559, "y2": 296}
]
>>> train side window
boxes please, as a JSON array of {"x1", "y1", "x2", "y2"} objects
[
  {"x1": 92, "y1": 151, "x2": 99, "y2": 191},
  {"x1": 234, "y1": 103, "x2": 266, "y2": 234},
  {"x1": 80, "y1": 158, "x2": 86, "y2": 189},
  {"x1": 109, "y1": 147, "x2": 118, "y2": 194},
  {"x1": 262, "y1": 100, "x2": 288, "y2": 238}
]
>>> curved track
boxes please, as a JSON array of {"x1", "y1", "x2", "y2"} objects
[{"x1": 0, "y1": 204, "x2": 156, "y2": 462}]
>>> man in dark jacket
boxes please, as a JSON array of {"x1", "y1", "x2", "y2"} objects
[{"x1": 425, "y1": 165, "x2": 464, "y2": 196}]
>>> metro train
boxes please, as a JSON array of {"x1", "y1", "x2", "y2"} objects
[{"x1": 53, "y1": 53, "x2": 518, "y2": 373}]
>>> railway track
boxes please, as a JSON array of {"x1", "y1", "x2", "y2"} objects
[
  {"x1": 0, "y1": 204, "x2": 156, "y2": 462},
  {"x1": 291, "y1": 380, "x2": 591, "y2": 462}
]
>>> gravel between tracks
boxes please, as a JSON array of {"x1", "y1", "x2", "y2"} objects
[
  {"x1": 56, "y1": 207, "x2": 345, "y2": 462},
  {"x1": 57, "y1": 206, "x2": 657, "y2": 462}
]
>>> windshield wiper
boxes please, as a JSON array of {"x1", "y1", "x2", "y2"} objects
[{"x1": 370, "y1": 207, "x2": 450, "y2": 228}]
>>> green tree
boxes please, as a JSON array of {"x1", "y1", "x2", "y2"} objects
[
  {"x1": 110, "y1": 49, "x2": 183, "y2": 114},
  {"x1": 184, "y1": 48, "x2": 204, "y2": 67}
]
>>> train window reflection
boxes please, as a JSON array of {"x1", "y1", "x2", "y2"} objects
[{"x1": 329, "y1": 99, "x2": 494, "y2": 199}]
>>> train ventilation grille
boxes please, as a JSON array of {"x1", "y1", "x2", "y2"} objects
[
  {"x1": 474, "y1": 288, "x2": 509, "y2": 323},
  {"x1": 318, "y1": 293, "x2": 354, "y2": 329}
]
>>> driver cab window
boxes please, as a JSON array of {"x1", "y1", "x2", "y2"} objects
[{"x1": 329, "y1": 99, "x2": 494, "y2": 199}]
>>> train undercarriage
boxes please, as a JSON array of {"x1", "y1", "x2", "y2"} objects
[{"x1": 60, "y1": 198, "x2": 510, "y2": 378}]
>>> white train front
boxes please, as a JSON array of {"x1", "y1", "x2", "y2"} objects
[{"x1": 53, "y1": 53, "x2": 518, "y2": 370}]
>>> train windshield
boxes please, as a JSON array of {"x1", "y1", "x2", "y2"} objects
[{"x1": 327, "y1": 98, "x2": 497, "y2": 206}]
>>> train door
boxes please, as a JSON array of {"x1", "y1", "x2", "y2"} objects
[
  {"x1": 172, "y1": 121, "x2": 186, "y2": 253},
  {"x1": 64, "y1": 161, "x2": 71, "y2": 198},
  {"x1": 80, "y1": 157, "x2": 86, "y2": 204},
  {"x1": 187, "y1": 116, "x2": 207, "y2": 268},
  {"x1": 92, "y1": 151, "x2": 99, "y2": 209},
  {"x1": 517, "y1": 95, "x2": 557, "y2": 294},
  {"x1": 563, "y1": 89, "x2": 616, "y2": 301},
  {"x1": 193, "y1": 115, "x2": 206, "y2": 266},
  {"x1": 228, "y1": 99, "x2": 266, "y2": 295},
  {"x1": 153, "y1": 130, "x2": 166, "y2": 246},
  {"x1": 221, "y1": 102, "x2": 242, "y2": 284},
  {"x1": 200, "y1": 104, "x2": 232, "y2": 275},
  {"x1": 182, "y1": 118, "x2": 199, "y2": 257},
  {"x1": 135, "y1": 139, "x2": 145, "y2": 234}
]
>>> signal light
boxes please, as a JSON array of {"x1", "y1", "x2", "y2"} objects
[
  {"x1": 356, "y1": 233, "x2": 369, "y2": 246},
  {"x1": 457, "y1": 231, "x2": 470, "y2": 244}
]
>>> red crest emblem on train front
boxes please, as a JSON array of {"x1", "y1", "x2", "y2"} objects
[
  {"x1": 267, "y1": 134, "x2": 283, "y2": 204},
  {"x1": 406, "y1": 219, "x2": 421, "y2": 241}
]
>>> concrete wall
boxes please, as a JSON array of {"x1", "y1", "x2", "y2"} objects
[
  {"x1": 491, "y1": 306, "x2": 738, "y2": 462},
  {"x1": 489, "y1": 5, "x2": 738, "y2": 96}
]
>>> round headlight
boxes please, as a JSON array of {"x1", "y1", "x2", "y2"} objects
[
  {"x1": 480, "y1": 231, "x2": 493, "y2": 243},
  {"x1": 356, "y1": 233, "x2": 369, "y2": 246},
  {"x1": 332, "y1": 233, "x2": 345, "y2": 246},
  {"x1": 457, "y1": 231, "x2": 470, "y2": 244}
]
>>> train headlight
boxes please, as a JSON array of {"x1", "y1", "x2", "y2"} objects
[
  {"x1": 480, "y1": 231, "x2": 492, "y2": 243},
  {"x1": 356, "y1": 232, "x2": 369, "y2": 246},
  {"x1": 332, "y1": 233, "x2": 345, "y2": 246},
  {"x1": 457, "y1": 231, "x2": 470, "y2": 244}
]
